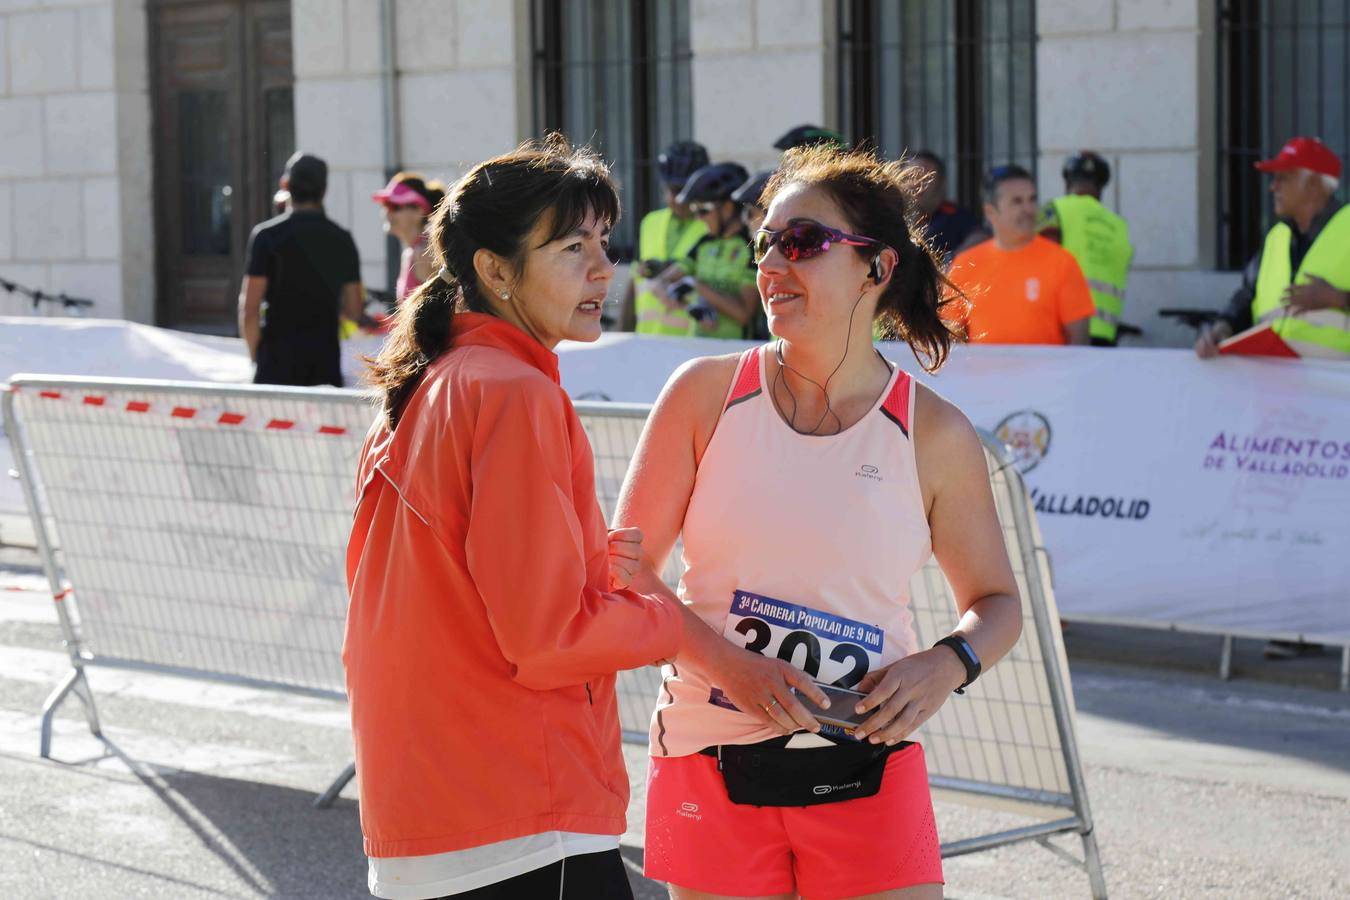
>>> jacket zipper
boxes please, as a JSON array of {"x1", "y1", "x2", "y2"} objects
[{"x1": 585, "y1": 681, "x2": 593, "y2": 705}]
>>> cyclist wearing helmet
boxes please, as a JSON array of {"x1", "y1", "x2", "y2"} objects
[
  {"x1": 622, "y1": 141, "x2": 711, "y2": 334},
  {"x1": 649, "y1": 162, "x2": 759, "y2": 339},
  {"x1": 1038, "y1": 151, "x2": 1133, "y2": 345},
  {"x1": 774, "y1": 124, "x2": 849, "y2": 152},
  {"x1": 731, "y1": 170, "x2": 774, "y2": 235}
]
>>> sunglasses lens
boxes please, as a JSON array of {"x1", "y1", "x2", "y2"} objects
[
  {"x1": 781, "y1": 224, "x2": 829, "y2": 261},
  {"x1": 752, "y1": 230, "x2": 771, "y2": 263}
]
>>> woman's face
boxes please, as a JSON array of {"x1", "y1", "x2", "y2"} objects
[
  {"x1": 756, "y1": 183, "x2": 880, "y2": 345},
  {"x1": 381, "y1": 204, "x2": 426, "y2": 246},
  {"x1": 501, "y1": 207, "x2": 614, "y2": 349}
]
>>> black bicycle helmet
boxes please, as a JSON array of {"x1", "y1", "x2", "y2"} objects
[
  {"x1": 730, "y1": 170, "x2": 774, "y2": 207},
  {"x1": 1062, "y1": 151, "x2": 1110, "y2": 188},
  {"x1": 773, "y1": 124, "x2": 847, "y2": 152},
  {"x1": 677, "y1": 163, "x2": 751, "y2": 204},
  {"x1": 658, "y1": 141, "x2": 711, "y2": 188}
]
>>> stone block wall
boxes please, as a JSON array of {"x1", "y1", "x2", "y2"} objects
[
  {"x1": 689, "y1": 0, "x2": 829, "y2": 174},
  {"x1": 0, "y1": 0, "x2": 153, "y2": 321},
  {"x1": 291, "y1": 0, "x2": 525, "y2": 291}
]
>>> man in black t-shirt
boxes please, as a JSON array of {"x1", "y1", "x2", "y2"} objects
[{"x1": 238, "y1": 152, "x2": 363, "y2": 387}]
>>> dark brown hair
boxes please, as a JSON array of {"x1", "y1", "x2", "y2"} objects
[
  {"x1": 761, "y1": 145, "x2": 966, "y2": 372},
  {"x1": 367, "y1": 135, "x2": 620, "y2": 427},
  {"x1": 389, "y1": 171, "x2": 447, "y2": 214}
]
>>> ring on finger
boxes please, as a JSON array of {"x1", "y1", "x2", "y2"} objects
[{"x1": 764, "y1": 698, "x2": 781, "y2": 711}]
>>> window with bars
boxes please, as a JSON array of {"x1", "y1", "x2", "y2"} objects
[
  {"x1": 1217, "y1": 1, "x2": 1350, "y2": 269},
  {"x1": 836, "y1": 0, "x2": 1036, "y2": 211},
  {"x1": 531, "y1": 0, "x2": 693, "y2": 258}
]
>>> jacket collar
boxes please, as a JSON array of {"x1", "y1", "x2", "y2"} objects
[{"x1": 450, "y1": 312, "x2": 560, "y2": 385}]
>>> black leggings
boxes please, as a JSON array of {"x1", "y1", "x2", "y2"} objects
[{"x1": 436, "y1": 849, "x2": 633, "y2": 899}]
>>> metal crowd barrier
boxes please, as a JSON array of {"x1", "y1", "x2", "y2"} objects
[
  {"x1": 6, "y1": 376, "x2": 1104, "y2": 897},
  {"x1": 2, "y1": 376, "x2": 367, "y2": 806},
  {"x1": 579, "y1": 402, "x2": 1107, "y2": 899}
]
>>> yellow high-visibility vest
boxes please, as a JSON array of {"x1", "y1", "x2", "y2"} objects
[
  {"x1": 1251, "y1": 205, "x2": 1350, "y2": 358},
  {"x1": 633, "y1": 208, "x2": 707, "y2": 336},
  {"x1": 1050, "y1": 195, "x2": 1132, "y2": 343}
]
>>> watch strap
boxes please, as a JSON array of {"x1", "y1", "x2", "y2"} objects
[{"x1": 934, "y1": 634, "x2": 981, "y2": 694}]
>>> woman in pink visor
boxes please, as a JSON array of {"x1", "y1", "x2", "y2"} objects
[{"x1": 372, "y1": 172, "x2": 446, "y2": 305}]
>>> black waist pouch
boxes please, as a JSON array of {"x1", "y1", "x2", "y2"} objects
[{"x1": 701, "y1": 737, "x2": 908, "y2": 807}]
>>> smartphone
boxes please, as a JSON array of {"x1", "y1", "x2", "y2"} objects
[{"x1": 792, "y1": 683, "x2": 869, "y2": 730}]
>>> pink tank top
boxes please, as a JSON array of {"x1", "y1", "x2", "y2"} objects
[
  {"x1": 395, "y1": 238, "x2": 425, "y2": 305},
  {"x1": 650, "y1": 345, "x2": 932, "y2": 757}
]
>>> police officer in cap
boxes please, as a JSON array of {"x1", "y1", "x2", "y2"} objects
[
  {"x1": 1039, "y1": 151, "x2": 1134, "y2": 346},
  {"x1": 621, "y1": 141, "x2": 711, "y2": 334}
]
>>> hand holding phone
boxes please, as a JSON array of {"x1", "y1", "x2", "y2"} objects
[{"x1": 792, "y1": 683, "x2": 868, "y2": 731}]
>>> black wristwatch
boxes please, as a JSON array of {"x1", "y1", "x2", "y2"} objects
[{"x1": 933, "y1": 635, "x2": 981, "y2": 694}]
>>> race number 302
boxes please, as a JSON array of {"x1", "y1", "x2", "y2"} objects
[{"x1": 722, "y1": 589, "x2": 883, "y2": 688}]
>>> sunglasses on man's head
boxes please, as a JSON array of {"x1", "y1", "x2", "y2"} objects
[
  {"x1": 751, "y1": 221, "x2": 885, "y2": 265},
  {"x1": 688, "y1": 202, "x2": 718, "y2": 215}
]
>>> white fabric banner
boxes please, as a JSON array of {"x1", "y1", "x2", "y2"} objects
[
  {"x1": 5, "y1": 320, "x2": 1347, "y2": 641},
  {"x1": 554, "y1": 335, "x2": 1350, "y2": 643}
]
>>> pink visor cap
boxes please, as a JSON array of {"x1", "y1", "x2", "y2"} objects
[{"x1": 372, "y1": 180, "x2": 432, "y2": 212}]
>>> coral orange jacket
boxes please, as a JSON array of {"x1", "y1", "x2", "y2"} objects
[{"x1": 344, "y1": 312, "x2": 683, "y2": 858}]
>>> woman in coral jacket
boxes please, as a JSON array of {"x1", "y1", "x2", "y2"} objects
[{"x1": 346, "y1": 137, "x2": 825, "y2": 900}]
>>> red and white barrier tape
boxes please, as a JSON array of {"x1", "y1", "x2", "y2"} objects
[
  {"x1": 14, "y1": 386, "x2": 351, "y2": 437},
  {"x1": 2, "y1": 584, "x2": 71, "y2": 601}
]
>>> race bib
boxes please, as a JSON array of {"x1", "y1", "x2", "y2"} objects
[{"x1": 719, "y1": 589, "x2": 884, "y2": 689}]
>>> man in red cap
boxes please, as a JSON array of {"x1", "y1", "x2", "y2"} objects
[{"x1": 1196, "y1": 136, "x2": 1350, "y2": 359}]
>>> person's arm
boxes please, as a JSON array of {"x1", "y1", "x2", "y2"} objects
[
  {"x1": 1063, "y1": 316, "x2": 1091, "y2": 345},
  {"x1": 1058, "y1": 254, "x2": 1096, "y2": 345},
  {"x1": 693, "y1": 278, "x2": 757, "y2": 325},
  {"x1": 619, "y1": 273, "x2": 637, "y2": 331},
  {"x1": 340, "y1": 282, "x2": 363, "y2": 324},
  {"x1": 613, "y1": 357, "x2": 830, "y2": 734},
  {"x1": 1197, "y1": 251, "x2": 1259, "y2": 357},
  {"x1": 237, "y1": 276, "x2": 265, "y2": 361},
  {"x1": 852, "y1": 390, "x2": 1022, "y2": 745},
  {"x1": 463, "y1": 381, "x2": 683, "y2": 691},
  {"x1": 1283, "y1": 275, "x2": 1350, "y2": 312}
]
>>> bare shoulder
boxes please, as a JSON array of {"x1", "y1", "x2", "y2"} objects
[
  {"x1": 656, "y1": 352, "x2": 742, "y2": 414},
  {"x1": 913, "y1": 382, "x2": 986, "y2": 495},
  {"x1": 651, "y1": 352, "x2": 745, "y2": 459}
]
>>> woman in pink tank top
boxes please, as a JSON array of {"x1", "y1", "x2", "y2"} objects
[
  {"x1": 616, "y1": 146, "x2": 1025, "y2": 900},
  {"x1": 372, "y1": 172, "x2": 446, "y2": 305}
]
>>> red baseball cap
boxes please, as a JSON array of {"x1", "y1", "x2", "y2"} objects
[{"x1": 1254, "y1": 137, "x2": 1342, "y2": 178}]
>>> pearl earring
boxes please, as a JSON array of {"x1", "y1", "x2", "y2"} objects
[{"x1": 499, "y1": 290, "x2": 509, "y2": 300}]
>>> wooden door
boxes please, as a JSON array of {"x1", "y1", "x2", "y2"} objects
[{"x1": 151, "y1": 0, "x2": 293, "y2": 332}]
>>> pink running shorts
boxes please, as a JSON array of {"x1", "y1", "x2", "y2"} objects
[{"x1": 644, "y1": 742, "x2": 943, "y2": 899}]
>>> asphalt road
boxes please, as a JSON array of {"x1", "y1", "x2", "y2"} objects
[{"x1": 1, "y1": 557, "x2": 1347, "y2": 900}]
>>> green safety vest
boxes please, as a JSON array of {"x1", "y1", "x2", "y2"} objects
[
  {"x1": 1251, "y1": 205, "x2": 1350, "y2": 358},
  {"x1": 1050, "y1": 195, "x2": 1132, "y2": 343},
  {"x1": 633, "y1": 208, "x2": 708, "y2": 335},
  {"x1": 680, "y1": 232, "x2": 758, "y2": 339}
]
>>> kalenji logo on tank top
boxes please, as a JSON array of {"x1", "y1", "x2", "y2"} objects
[{"x1": 855, "y1": 463, "x2": 883, "y2": 482}]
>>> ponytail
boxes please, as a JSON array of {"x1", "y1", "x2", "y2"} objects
[
  {"x1": 368, "y1": 274, "x2": 459, "y2": 429},
  {"x1": 873, "y1": 234, "x2": 966, "y2": 373}
]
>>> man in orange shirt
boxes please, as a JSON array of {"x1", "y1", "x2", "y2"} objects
[{"x1": 948, "y1": 164, "x2": 1094, "y2": 345}]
